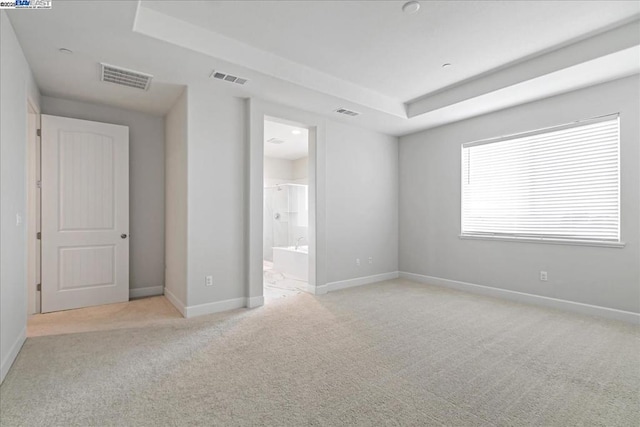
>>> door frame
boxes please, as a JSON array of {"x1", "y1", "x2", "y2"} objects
[
  {"x1": 262, "y1": 115, "x2": 314, "y2": 291},
  {"x1": 247, "y1": 99, "x2": 327, "y2": 307},
  {"x1": 26, "y1": 96, "x2": 40, "y2": 315}
]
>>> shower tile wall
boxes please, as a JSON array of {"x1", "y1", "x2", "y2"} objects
[{"x1": 264, "y1": 156, "x2": 308, "y2": 261}]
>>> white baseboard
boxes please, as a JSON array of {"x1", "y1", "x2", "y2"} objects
[
  {"x1": 314, "y1": 286, "x2": 328, "y2": 295},
  {"x1": 1, "y1": 327, "x2": 26, "y2": 384},
  {"x1": 185, "y1": 297, "x2": 246, "y2": 318},
  {"x1": 324, "y1": 271, "x2": 399, "y2": 293},
  {"x1": 129, "y1": 286, "x2": 164, "y2": 299},
  {"x1": 163, "y1": 288, "x2": 186, "y2": 317},
  {"x1": 165, "y1": 289, "x2": 262, "y2": 318},
  {"x1": 246, "y1": 296, "x2": 264, "y2": 308},
  {"x1": 299, "y1": 282, "x2": 327, "y2": 295},
  {"x1": 400, "y1": 272, "x2": 640, "y2": 324}
]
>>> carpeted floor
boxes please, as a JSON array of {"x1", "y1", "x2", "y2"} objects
[
  {"x1": 27, "y1": 296, "x2": 182, "y2": 337},
  {"x1": 1, "y1": 278, "x2": 638, "y2": 426}
]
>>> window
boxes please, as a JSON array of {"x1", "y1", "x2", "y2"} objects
[{"x1": 461, "y1": 114, "x2": 621, "y2": 246}]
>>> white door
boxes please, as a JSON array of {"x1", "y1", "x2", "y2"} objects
[{"x1": 41, "y1": 115, "x2": 129, "y2": 313}]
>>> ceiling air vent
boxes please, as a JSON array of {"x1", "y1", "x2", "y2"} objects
[
  {"x1": 267, "y1": 138, "x2": 285, "y2": 145},
  {"x1": 334, "y1": 108, "x2": 360, "y2": 117},
  {"x1": 210, "y1": 70, "x2": 248, "y2": 85},
  {"x1": 100, "y1": 63, "x2": 152, "y2": 91}
]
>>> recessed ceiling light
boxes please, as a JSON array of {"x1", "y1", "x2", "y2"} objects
[
  {"x1": 402, "y1": 1, "x2": 420, "y2": 14},
  {"x1": 58, "y1": 48, "x2": 73, "y2": 54},
  {"x1": 442, "y1": 63, "x2": 452, "y2": 68},
  {"x1": 291, "y1": 130, "x2": 302, "y2": 135}
]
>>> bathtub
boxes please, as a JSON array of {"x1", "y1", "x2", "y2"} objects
[{"x1": 272, "y1": 246, "x2": 308, "y2": 281}]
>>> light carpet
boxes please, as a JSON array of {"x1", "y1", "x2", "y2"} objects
[
  {"x1": 1, "y1": 278, "x2": 638, "y2": 426},
  {"x1": 27, "y1": 296, "x2": 182, "y2": 337}
]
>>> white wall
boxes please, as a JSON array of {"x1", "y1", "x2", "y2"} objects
[
  {"x1": 325, "y1": 122, "x2": 398, "y2": 283},
  {"x1": 292, "y1": 156, "x2": 308, "y2": 183},
  {"x1": 40, "y1": 96, "x2": 166, "y2": 295},
  {"x1": 263, "y1": 156, "x2": 309, "y2": 184},
  {"x1": 399, "y1": 76, "x2": 640, "y2": 314},
  {"x1": 0, "y1": 11, "x2": 41, "y2": 383},
  {"x1": 186, "y1": 85, "x2": 247, "y2": 307},
  {"x1": 164, "y1": 89, "x2": 188, "y2": 307},
  {"x1": 264, "y1": 156, "x2": 293, "y2": 185}
]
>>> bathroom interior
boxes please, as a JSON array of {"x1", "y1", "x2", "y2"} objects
[{"x1": 263, "y1": 118, "x2": 309, "y2": 300}]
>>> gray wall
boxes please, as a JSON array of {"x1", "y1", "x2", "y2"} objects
[
  {"x1": 164, "y1": 90, "x2": 188, "y2": 305},
  {"x1": 399, "y1": 76, "x2": 640, "y2": 313},
  {"x1": 264, "y1": 156, "x2": 294, "y2": 184},
  {"x1": 326, "y1": 121, "x2": 398, "y2": 283},
  {"x1": 174, "y1": 84, "x2": 399, "y2": 309},
  {"x1": 186, "y1": 85, "x2": 247, "y2": 306},
  {"x1": 41, "y1": 96, "x2": 165, "y2": 292},
  {"x1": 0, "y1": 11, "x2": 41, "y2": 383}
]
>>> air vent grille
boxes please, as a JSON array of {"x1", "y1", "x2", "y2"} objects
[
  {"x1": 210, "y1": 70, "x2": 248, "y2": 85},
  {"x1": 267, "y1": 138, "x2": 285, "y2": 144},
  {"x1": 100, "y1": 63, "x2": 152, "y2": 91},
  {"x1": 334, "y1": 108, "x2": 360, "y2": 117}
]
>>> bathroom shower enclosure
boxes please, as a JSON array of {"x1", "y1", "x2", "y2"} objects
[{"x1": 263, "y1": 183, "x2": 309, "y2": 265}]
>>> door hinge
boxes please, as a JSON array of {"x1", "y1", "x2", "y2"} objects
[
  {"x1": 36, "y1": 283, "x2": 41, "y2": 291},
  {"x1": 36, "y1": 129, "x2": 41, "y2": 137},
  {"x1": 36, "y1": 232, "x2": 41, "y2": 240},
  {"x1": 36, "y1": 180, "x2": 41, "y2": 189}
]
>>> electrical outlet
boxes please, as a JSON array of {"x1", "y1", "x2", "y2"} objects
[
  {"x1": 205, "y1": 275, "x2": 213, "y2": 287},
  {"x1": 368, "y1": 257, "x2": 373, "y2": 265},
  {"x1": 539, "y1": 271, "x2": 548, "y2": 282},
  {"x1": 356, "y1": 258, "x2": 361, "y2": 267}
]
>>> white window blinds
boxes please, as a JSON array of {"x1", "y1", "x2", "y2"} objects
[{"x1": 461, "y1": 115, "x2": 620, "y2": 243}]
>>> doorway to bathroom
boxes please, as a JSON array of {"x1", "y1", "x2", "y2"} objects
[{"x1": 263, "y1": 118, "x2": 310, "y2": 301}]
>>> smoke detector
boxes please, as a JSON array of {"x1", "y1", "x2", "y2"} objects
[
  {"x1": 334, "y1": 108, "x2": 360, "y2": 117},
  {"x1": 402, "y1": 1, "x2": 420, "y2": 13},
  {"x1": 100, "y1": 63, "x2": 153, "y2": 91},
  {"x1": 209, "y1": 70, "x2": 248, "y2": 85}
]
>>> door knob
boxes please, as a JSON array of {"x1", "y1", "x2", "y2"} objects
[{"x1": 121, "y1": 234, "x2": 128, "y2": 239}]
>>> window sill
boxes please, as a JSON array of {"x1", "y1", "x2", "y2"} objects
[{"x1": 459, "y1": 234, "x2": 626, "y2": 248}]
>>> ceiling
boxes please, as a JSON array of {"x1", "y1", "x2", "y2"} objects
[
  {"x1": 7, "y1": 2, "x2": 185, "y2": 115},
  {"x1": 142, "y1": 0, "x2": 640, "y2": 101},
  {"x1": 6, "y1": 1, "x2": 640, "y2": 136},
  {"x1": 264, "y1": 120, "x2": 309, "y2": 160}
]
